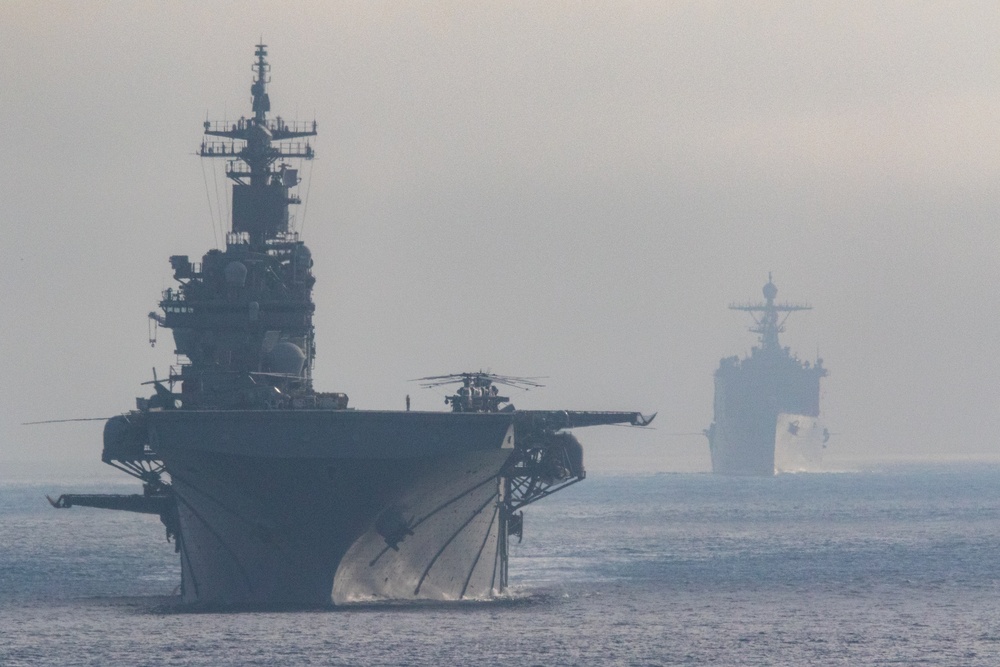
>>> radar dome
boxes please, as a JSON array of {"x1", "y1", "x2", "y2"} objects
[{"x1": 269, "y1": 341, "x2": 306, "y2": 376}]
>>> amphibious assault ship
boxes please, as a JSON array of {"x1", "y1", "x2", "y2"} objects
[
  {"x1": 49, "y1": 46, "x2": 653, "y2": 606},
  {"x1": 705, "y1": 276, "x2": 828, "y2": 475}
]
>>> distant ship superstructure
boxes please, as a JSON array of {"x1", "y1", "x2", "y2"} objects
[
  {"x1": 705, "y1": 276, "x2": 827, "y2": 475},
  {"x1": 50, "y1": 46, "x2": 653, "y2": 606}
]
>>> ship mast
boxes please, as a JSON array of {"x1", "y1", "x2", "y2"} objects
[
  {"x1": 729, "y1": 273, "x2": 811, "y2": 351},
  {"x1": 199, "y1": 43, "x2": 317, "y2": 248}
]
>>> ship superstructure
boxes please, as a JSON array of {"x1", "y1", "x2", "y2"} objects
[
  {"x1": 156, "y1": 43, "x2": 324, "y2": 412},
  {"x1": 50, "y1": 46, "x2": 653, "y2": 606},
  {"x1": 705, "y1": 276, "x2": 827, "y2": 475}
]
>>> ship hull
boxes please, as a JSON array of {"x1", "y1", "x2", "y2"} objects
[
  {"x1": 773, "y1": 413, "x2": 825, "y2": 472},
  {"x1": 149, "y1": 410, "x2": 515, "y2": 606},
  {"x1": 708, "y1": 342, "x2": 826, "y2": 476},
  {"x1": 707, "y1": 409, "x2": 777, "y2": 476},
  {"x1": 708, "y1": 412, "x2": 824, "y2": 476}
]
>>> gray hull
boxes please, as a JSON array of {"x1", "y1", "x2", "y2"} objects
[
  {"x1": 72, "y1": 407, "x2": 645, "y2": 605},
  {"x1": 708, "y1": 412, "x2": 824, "y2": 476},
  {"x1": 151, "y1": 410, "x2": 515, "y2": 606},
  {"x1": 773, "y1": 413, "x2": 824, "y2": 473},
  {"x1": 707, "y1": 410, "x2": 777, "y2": 476}
]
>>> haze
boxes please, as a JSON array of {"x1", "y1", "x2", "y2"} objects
[{"x1": 3, "y1": 2, "x2": 998, "y2": 474}]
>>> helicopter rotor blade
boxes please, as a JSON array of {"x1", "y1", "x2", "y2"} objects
[
  {"x1": 22, "y1": 417, "x2": 113, "y2": 426},
  {"x1": 412, "y1": 371, "x2": 547, "y2": 391}
]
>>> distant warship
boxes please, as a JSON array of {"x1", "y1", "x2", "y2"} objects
[
  {"x1": 49, "y1": 45, "x2": 653, "y2": 606},
  {"x1": 705, "y1": 276, "x2": 828, "y2": 475}
]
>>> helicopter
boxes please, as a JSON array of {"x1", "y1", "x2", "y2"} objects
[{"x1": 412, "y1": 371, "x2": 545, "y2": 413}]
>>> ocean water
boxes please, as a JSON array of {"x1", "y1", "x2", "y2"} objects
[{"x1": 2, "y1": 463, "x2": 1000, "y2": 666}]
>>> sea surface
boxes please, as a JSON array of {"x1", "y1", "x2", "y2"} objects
[{"x1": 2, "y1": 462, "x2": 999, "y2": 666}]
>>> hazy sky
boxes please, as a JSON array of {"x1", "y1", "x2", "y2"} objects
[{"x1": 3, "y1": 2, "x2": 1000, "y2": 473}]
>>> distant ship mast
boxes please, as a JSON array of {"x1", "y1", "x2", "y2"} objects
[
  {"x1": 728, "y1": 273, "x2": 811, "y2": 351},
  {"x1": 199, "y1": 43, "x2": 317, "y2": 247}
]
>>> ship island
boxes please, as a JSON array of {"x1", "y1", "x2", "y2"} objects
[
  {"x1": 705, "y1": 275, "x2": 828, "y2": 476},
  {"x1": 49, "y1": 45, "x2": 653, "y2": 607}
]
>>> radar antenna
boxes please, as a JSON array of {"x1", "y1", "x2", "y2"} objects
[
  {"x1": 199, "y1": 43, "x2": 318, "y2": 247},
  {"x1": 728, "y1": 274, "x2": 811, "y2": 350}
]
